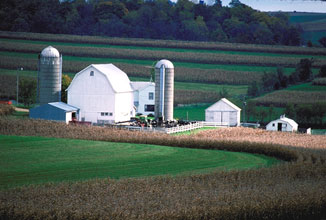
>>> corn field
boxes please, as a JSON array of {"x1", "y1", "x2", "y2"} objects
[
  {"x1": 0, "y1": 117, "x2": 326, "y2": 219},
  {"x1": 253, "y1": 90, "x2": 326, "y2": 107},
  {"x1": 1, "y1": 31, "x2": 326, "y2": 56},
  {"x1": 1, "y1": 40, "x2": 326, "y2": 68}
]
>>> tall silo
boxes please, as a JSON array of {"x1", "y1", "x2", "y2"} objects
[
  {"x1": 38, "y1": 46, "x2": 62, "y2": 105},
  {"x1": 154, "y1": 59, "x2": 174, "y2": 121}
]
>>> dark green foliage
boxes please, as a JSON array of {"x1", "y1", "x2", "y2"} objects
[
  {"x1": 18, "y1": 78, "x2": 36, "y2": 106},
  {"x1": 318, "y1": 36, "x2": 326, "y2": 47},
  {"x1": 247, "y1": 81, "x2": 260, "y2": 97},
  {"x1": 319, "y1": 65, "x2": 326, "y2": 78},
  {"x1": 0, "y1": 0, "x2": 303, "y2": 45},
  {"x1": 297, "y1": 58, "x2": 314, "y2": 82}
]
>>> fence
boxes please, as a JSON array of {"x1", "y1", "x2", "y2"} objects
[{"x1": 123, "y1": 121, "x2": 230, "y2": 134}]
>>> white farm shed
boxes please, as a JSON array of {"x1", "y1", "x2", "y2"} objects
[
  {"x1": 131, "y1": 81, "x2": 155, "y2": 115},
  {"x1": 266, "y1": 115, "x2": 298, "y2": 132},
  {"x1": 66, "y1": 64, "x2": 134, "y2": 124},
  {"x1": 205, "y1": 98, "x2": 241, "y2": 126}
]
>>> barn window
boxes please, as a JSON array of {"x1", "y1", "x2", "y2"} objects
[
  {"x1": 90, "y1": 71, "x2": 94, "y2": 76},
  {"x1": 272, "y1": 123, "x2": 275, "y2": 127},
  {"x1": 145, "y1": 104, "x2": 154, "y2": 112},
  {"x1": 101, "y1": 112, "x2": 105, "y2": 116},
  {"x1": 105, "y1": 112, "x2": 109, "y2": 116},
  {"x1": 148, "y1": 92, "x2": 154, "y2": 100},
  {"x1": 109, "y1": 113, "x2": 113, "y2": 116}
]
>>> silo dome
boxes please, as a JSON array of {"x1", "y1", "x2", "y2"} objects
[
  {"x1": 155, "y1": 59, "x2": 174, "y2": 69},
  {"x1": 41, "y1": 46, "x2": 60, "y2": 58}
]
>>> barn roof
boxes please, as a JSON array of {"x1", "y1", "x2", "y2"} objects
[
  {"x1": 268, "y1": 115, "x2": 298, "y2": 127},
  {"x1": 48, "y1": 102, "x2": 79, "y2": 112},
  {"x1": 206, "y1": 98, "x2": 241, "y2": 112},
  {"x1": 130, "y1": 81, "x2": 154, "y2": 91},
  {"x1": 67, "y1": 64, "x2": 132, "y2": 93}
]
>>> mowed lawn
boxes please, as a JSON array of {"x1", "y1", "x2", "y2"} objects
[{"x1": 0, "y1": 135, "x2": 279, "y2": 189}]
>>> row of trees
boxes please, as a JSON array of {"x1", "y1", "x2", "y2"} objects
[
  {"x1": 0, "y1": 0, "x2": 302, "y2": 45},
  {"x1": 247, "y1": 59, "x2": 322, "y2": 97}
]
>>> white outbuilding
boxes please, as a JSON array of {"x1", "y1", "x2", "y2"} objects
[
  {"x1": 266, "y1": 115, "x2": 298, "y2": 132},
  {"x1": 131, "y1": 81, "x2": 155, "y2": 115},
  {"x1": 205, "y1": 98, "x2": 241, "y2": 126},
  {"x1": 66, "y1": 64, "x2": 135, "y2": 124}
]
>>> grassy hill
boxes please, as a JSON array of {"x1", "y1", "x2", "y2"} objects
[
  {"x1": 0, "y1": 135, "x2": 279, "y2": 189},
  {"x1": 288, "y1": 12, "x2": 326, "y2": 45}
]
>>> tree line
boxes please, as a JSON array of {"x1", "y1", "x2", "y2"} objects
[{"x1": 0, "y1": 0, "x2": 303, "y2": 45}]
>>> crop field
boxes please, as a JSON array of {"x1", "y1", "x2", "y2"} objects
[
  {"x1": 0, "y1": 135, "x2": 278, "y2": 189},
  {"x1": 0, "y1": 118, "x2": 326, "y2": 219},
  {"x1": 254, "y1": 90, "x2": 326, "y2": 107}
]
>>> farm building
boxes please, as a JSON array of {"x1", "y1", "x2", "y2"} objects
[
  {"x1": 205, "y1": 98, "x2": 241, "y2": 127},
  {"x1": 266, "y1": 115, "x2": 298, "y2": 132},
  {"x1": 66, "y1": 64, "x2": 135, "y2": 124},
  {"x1": 30, "y1": 102, "x2": 79, "y2": 124},
  {"x1": 131, "y1": 81, "x2": 155, "y2": 115}
]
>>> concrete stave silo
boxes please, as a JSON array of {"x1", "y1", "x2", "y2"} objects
[
  {"x1": 38, "y1": 46, "x2": 62, "y2": 105},
  {"x1": 154, "y1": 59, "x2": 174, "y2": 121}
]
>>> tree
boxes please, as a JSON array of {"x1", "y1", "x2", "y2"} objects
[
  {"x1": 319, "y1": 65, "x2": 326, "y2": 78},
  {"x1": 229, "y1": 0, "x2": 242, "y2": 7},
  {"x1": 19, "y1": 78, "x2": 36, "y2": 107},
  {"x1": 61, "y1": 74, "x2": 72, "y2": 103},
  {"x1": 318, "y1": 36, "x2": 326, "y2": 48},
  {"x1": 296, "y1": 58, "x2": 313, "y2": 82},
  {"x1": 284, "y1": 104, "x2": 296, "y2": 119},
  {"x1": 247, "y1": 81, "x2": 260, "y2": 97}
]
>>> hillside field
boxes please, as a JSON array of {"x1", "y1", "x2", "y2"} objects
[
  {"x1": 0, "y1": 118, "x2": 326, "y2": 219},
  {"x1": 0, "y1": 135, "x2": 278, "y2": 189}
]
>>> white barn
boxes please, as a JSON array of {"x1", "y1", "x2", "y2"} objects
[
  {"x1": 266, "y1": 115, "x2": 298, "y2": 132},
  {"x1": 66, "y1": 64, "x2": 134, "y2": 124},
  {"x1": 205, "y1": 98, "x2": 241, "y2": 126},
  {"x1": 131, "y1": 81, "x2": 155, "y2": 115}
]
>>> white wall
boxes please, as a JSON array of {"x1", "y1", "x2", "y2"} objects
[
  {"x1": 266, "y1": 120, "x2": 294, "y2": 132},
  {"x1": 115, "y1": 92, "x2": 134, "y2": 122},
  {"x1": 68, "y1": 67, "x2": 122, "y2": 123},
  {"x1": 137, "y1": 85, "x2": 155, "y2": 115}
]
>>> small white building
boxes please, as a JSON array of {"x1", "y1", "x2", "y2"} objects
[
  {"x1": 266, "y1": 115, "x2": 298, "y2": 132},
  {"x1": 66, "y1": 64, "x2": 134, "y2": 124},
  {"x1": 205, "y1": 98, "x2": 241, "y2": 126},
  {"x1": 130, "y1": 81, "x2": 155, "y2": 115}
]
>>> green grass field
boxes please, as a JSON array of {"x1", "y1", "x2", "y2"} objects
[
  {"x1": 285, "y1": 82, "x2": 326, "y2": 92},
  {"x1": 0, "y1": 135, "x2": 279, "y2": 189}
]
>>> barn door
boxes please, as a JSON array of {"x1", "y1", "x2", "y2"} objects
[
  {"x1": 278, "y1": 123, "x2": 282, "y2": 131},
  {"x1": 222, "y1": 112, "x2": 229, "y2": 126},
  {"x1": 214, "y1": 112, "x2": 221, "y2": 123}
]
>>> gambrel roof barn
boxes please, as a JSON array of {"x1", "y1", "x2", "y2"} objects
[{"x1": 66, "y1": 64, "x2": 134, "y2": 124}]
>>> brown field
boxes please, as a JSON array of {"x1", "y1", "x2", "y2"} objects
[
  {"x1": 1, "y1": 30, "x2": 326, "y2": 55},
  {"x1": 195, "y1": 127, "x2": 326, "y2": 149},
  {"x1": 1, "y1": 40, "x2": 326, "y2": 68},
  {"x1": 0, "y1": 117, "x2": 326, "y2": 219},
  {"x1": 253, "y1": 90, "x2": 326, "y2": 107}
]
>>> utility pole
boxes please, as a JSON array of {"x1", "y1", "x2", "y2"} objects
[{"x1": 16, "y1": 67, "x2": 23, "y2": 105}]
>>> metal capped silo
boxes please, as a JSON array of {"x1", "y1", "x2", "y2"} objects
[
  {"x1": 38, "y1": 46, "x2": 62, "y2": 105},
  {"x1": 154, "y1": 59, "x2": 174, "y2": 121}
]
